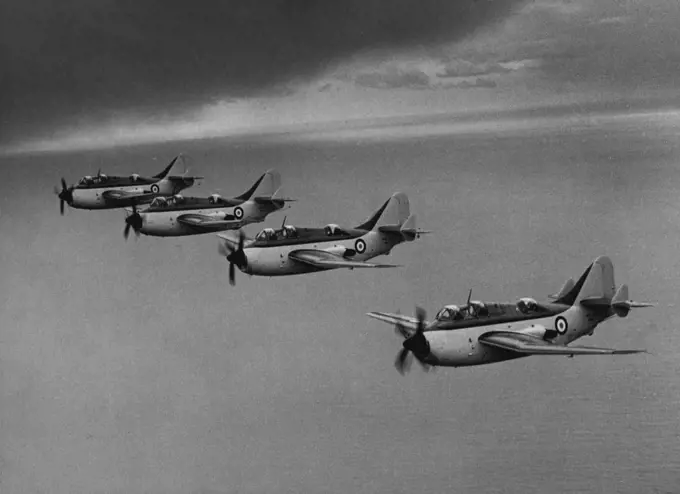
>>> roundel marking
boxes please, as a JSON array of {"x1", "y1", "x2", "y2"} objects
[
  {"x1": 355, "y1": 238, "x2": 366, "y2": 254},
  {"x1": 555, "y1": 316, "x2": 568, "y2": 335},
  {"x1": 234, "y1": 207, "x2": 244, "y2": 219},
  {"x1": 150, "y1": 184, "x2": 160, "y2": 194}
]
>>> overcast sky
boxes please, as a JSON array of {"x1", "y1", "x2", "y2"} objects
[{"x1": 2, "y1": 0, "x2": 679, "y2": 153}]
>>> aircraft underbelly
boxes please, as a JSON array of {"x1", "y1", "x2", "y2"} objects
[
  {"x1": 428, "y1": 327, "x2": 527, "y2": 367},
  {"x1": 73, "y1": 188, "x2": 106, "y2": 209}
]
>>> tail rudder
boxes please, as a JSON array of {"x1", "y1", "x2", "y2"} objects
[
  {"x1": 555, "y1": 256, "x2": 655, "y2": 316},
  {"x1": 355, "y1": 192, "x2": 410, "y2": 231},
  {"x1": 554, "y1": 256, "x2": 616, "y2": 307},
  {"x1": 236, "y1": 169, "x2": 281, "y2": 201}
]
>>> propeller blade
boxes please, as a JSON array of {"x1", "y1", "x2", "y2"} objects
[
  {"x1": 238, "y1": 229, "x2": 245, "y2": 251},
  {"x1": 394, "y1": 348, "x2": 412, "y2": 375},
  {"x1": 415, "y1": 306, "x2": 426, "y2": 333},
  {"x1": 61, "y1": 178, "x2": 67, "y2": 190},
  {"x1": 229, "y1": 262, "x2": 236, "y2": 286},
  {"x1": 124, "y1": 223, "x2": 131, "y2": 240},
  {"x1": 60, "y1": 200, "x2": 65, "y2": 215}
]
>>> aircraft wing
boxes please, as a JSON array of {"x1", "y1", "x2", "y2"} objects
[
  {"x1": 478, "y1": 331, "x2": 646, "y2": 355},
  {"x1": 366, "y1": 311, "x2": 422, "y2": 332},
  {"x1": 288, "y1": 249, "x2": 401, "y2": 269},
  {"x1": 177, "y1": 214, "x2": 243, "y2": 232},
  {"x1": 102, "y1": 189, "x2": 156, "y2": 205}
]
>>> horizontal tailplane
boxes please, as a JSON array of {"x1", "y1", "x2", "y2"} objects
[
  {"x1": 391, "y1": 214, "x2": 431, "y2": 241},
  {"x1": 253, "y1": 186, "x2": 296, "y2": 205},
  {"x1": 611, "y1": 284, "x2": 655, "y2": 317}
]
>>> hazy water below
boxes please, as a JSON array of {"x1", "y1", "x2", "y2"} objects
[{"x1": 2, "y1": 114, "x2": 680, "y2": 493}]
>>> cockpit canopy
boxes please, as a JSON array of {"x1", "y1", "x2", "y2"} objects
[
  {"x1": 436, "y1": 305, "x2": 464, "y2": 322},
  {"x1": 256, "y1": 227, "x2": 277, "y2": 241},
  {"x1": 209, "y1": 193, "x2": 222, "y2": 204},
  {"x1": 516, "y1": 297, "x2": 539, "y2": 314},
  {"x1": 172, "y1": 194, "x2": 185, "y2": 204},
  {"x1": 324, "y1": 223, "x2": 347, "y2": 236},
  {"x1": 79, "y1": 173, "x2": 111, "y2": 185},
  {"x1": 130, "y1": 173, "x2": 140, "y2": 181},
  {"x1": 255, "y1": 225, "x2": 298, "y2": 241},
  {"x1": 435, "y1": 300, "x2": 489, "y2": 322},
  {"x1": 281, "y1": 225, "x2": 298, "y2": 239},
  {"x1": 150, "y1": 196, "x2": 169, "y2": 208}
]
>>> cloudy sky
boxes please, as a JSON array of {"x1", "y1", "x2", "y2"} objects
[{"x1": 1, "y1": 0, "x2": 679, "y2": 153}]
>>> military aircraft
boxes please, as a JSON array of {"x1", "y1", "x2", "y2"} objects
[
  {"x1": 122, "y1": 169, "x2": 293, "y2": 239},
  {"x1": 54, "y1": 155, "x2": 203, "y2": 214},
  {"x1": 216, "y1": 191, "x2": 429, "y2": 285},
  {"x1": 367, "y1": 256, "x2": 654, "y2": 374}
]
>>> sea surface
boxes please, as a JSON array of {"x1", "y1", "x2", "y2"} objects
[{"x1": 1, "y1": 112, "x2": 680, "y2": 493}]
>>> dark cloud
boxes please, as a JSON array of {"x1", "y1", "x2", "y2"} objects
[{"x1": 0, "y1": 0, "x2": 526, "y2": 144}]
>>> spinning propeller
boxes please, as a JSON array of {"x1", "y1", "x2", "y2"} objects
[
  {"x1": 218, "y1": 230, "x2": 248, "y2": 286},
  {"x1": 394, "y1": 306, "x2": 432, "y2": 375},
  {"x1": 54, "y1": 178, "x2": 74, "y2": 215},
  {"x1": 124, "y1": 205, "x2": 143, "y2": 240}
]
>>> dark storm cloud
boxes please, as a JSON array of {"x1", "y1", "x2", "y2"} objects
[{"x1": 0, "y1": 0, "x2": 526, "y2": 143}]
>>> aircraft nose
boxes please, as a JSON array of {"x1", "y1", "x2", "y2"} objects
[{"x1": 403, "y1": 333, "x2": 430, "y2": 357}]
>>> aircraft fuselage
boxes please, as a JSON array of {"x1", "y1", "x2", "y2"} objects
[
  {"x1": 240, "y1": 230, "x2": 403, "y2": 276},
  {"x1": 69, "y1": 178, "x2": 194, "y2": 210},
  {"x1": 137, "y1": 200, "x2": 273, "y2": 237},
  {"x1": 423, "y1": 304, "x2": 606, "y2": 367}
]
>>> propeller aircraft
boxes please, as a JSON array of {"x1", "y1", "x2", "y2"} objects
[
  {"x1": 217, "y1": 192, "x2": 430, "y2": 286},
  {"x1": 367, "y1": 256, "x2": 654, "y2": 375},
  {"x1": 123, "y1": 169, "x2": 293, "y2": 239},
  {"x1": 54, "y1": 155, "x2": 203, "y2": 214}
]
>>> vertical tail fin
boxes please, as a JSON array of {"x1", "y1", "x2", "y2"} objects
[
  {"x1": 554, "y1": 256, "x2": 616, "y2": 307},
  {"x1": 235, "y1": 169, "x2": 282, "y2": 201},
  {"x1": 355, "y1": 192, "x2": 411, "y2": 231},
  {"x1": 152, "y1": 155, "x2": 181, "y2": 179}
]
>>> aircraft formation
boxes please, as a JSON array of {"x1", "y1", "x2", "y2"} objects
[{"x1": 56, "y1": 154, "x2": 655, "y2": 376}]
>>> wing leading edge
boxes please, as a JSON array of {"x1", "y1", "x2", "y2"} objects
[
  {"x1": 289, "y1": 249, "x2": 401, "y2": 270},
  {"x1": 478, "y1": 331, "x2": 646, "y2": 355},
  {"x1": 366, "y1": 311, "x2": 423, "y2": 332}
]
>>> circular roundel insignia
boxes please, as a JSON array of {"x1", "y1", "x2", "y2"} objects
[
  {"x1": 234, "y1": 207, "x2": 244, "y2": 219},
  {"x1": 555, "y1": 316, "x2": 568, "y2": 335},
  {"x1": 355, "y1": 238, "x2": 366, "y2": 254},
  {"x1": 150, "y1": 184, "x2": 160, "y2": 194}
]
